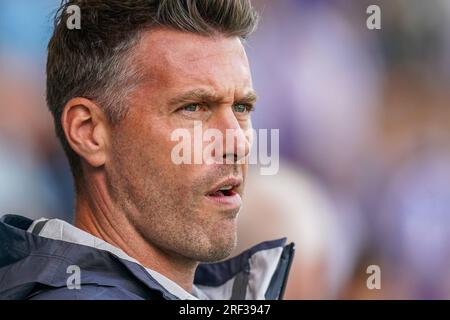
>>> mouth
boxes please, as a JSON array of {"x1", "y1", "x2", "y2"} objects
[{"x1": 205, "y1": 177, "x2": 243, "y2": 209}]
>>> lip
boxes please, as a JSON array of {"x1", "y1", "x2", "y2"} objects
[
  {"x1": 206, "y1": 177, "x2": 243, "y2": 195},
  {"x1": 205, "y1": 192, "x2": 242, "y2": 209},
  {"x1": 205, "y1": 176, "x2": 243, "y2": 209}
]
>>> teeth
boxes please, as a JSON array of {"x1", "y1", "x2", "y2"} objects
[{"x1": 219, "y1": 185, "x2": 233, "y2": 191}]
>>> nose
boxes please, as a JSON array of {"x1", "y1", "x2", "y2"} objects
[{"x1": 210, "y1": 107, "x2": 251, "y2": 164}]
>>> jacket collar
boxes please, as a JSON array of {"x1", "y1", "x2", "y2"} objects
[{"x1": 0, "y1": 215, "x2": 294, "y2": 300}]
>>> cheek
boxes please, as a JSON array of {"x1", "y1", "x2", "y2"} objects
[
  {"x1": 134, "y1": 123, "x2": 200, "y2": 184},
  {"x1": 134, "y1": 121, "x2": 178, "y2": 164},
  {"x1": 110, "y1": 119, "x2": 172, "y2": 180}
]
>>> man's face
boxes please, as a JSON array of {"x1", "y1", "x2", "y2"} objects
[{"x1": 106, "y1": 29, "x2": 255, "y2": 262}]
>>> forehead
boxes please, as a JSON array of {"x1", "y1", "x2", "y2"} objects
[{"x1": 135, "y1": 28, "x2": 253, "y2": 94}]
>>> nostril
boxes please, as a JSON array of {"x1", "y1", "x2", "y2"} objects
[{"x1": 223, "y1": 153, "x2": 237, "y2": 163}]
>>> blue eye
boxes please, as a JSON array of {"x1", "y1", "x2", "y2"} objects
[
  {"x1": 183, "y1": 104, "x2": 200, "y2": 112},
  {"x1": 233, "y1": 104, "x2": 253, "y2": 113}
]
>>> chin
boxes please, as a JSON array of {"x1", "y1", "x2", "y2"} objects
[{"x1": 201, "y1": 229, "x2": 238, "y2": 262}]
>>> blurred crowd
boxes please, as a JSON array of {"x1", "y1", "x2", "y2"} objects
[{"x1": 1, "y1": 0, "x2": 449, "y2": 299}]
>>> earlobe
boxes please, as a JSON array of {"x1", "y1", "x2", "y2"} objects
[{"x1": 62, "y1": 98, "x2": 108, "y2": 168}]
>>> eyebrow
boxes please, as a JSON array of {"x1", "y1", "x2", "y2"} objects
[{"x1": 168, "y1": 88, "x2": 258, "y2": 106}]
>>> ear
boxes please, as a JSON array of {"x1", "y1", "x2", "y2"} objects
[{"x1": 61, "y1": 97, "x2": 109, "y2": 168}]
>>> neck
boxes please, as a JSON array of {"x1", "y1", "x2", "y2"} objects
[{"x1": 74, "y1": 171, "x2": 197, "y2": 293}]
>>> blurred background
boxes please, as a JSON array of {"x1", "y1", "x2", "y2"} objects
[{"x1": 1, "y1": 0, "x2": 449, "y2": 299}]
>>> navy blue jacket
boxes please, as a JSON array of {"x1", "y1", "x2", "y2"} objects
[{"x1": 0, "y1": 215, "x2": 294, "y2": 300}]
